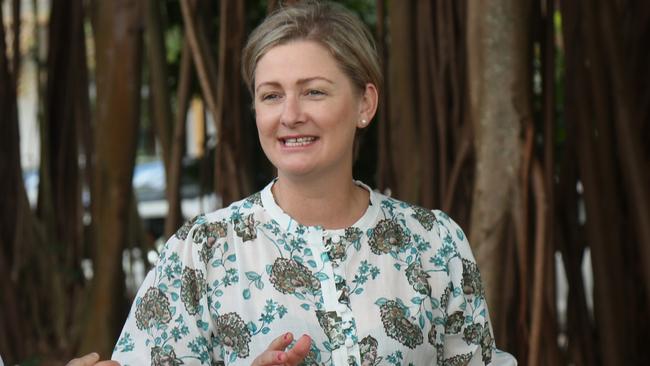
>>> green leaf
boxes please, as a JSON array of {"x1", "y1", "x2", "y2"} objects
[
  {"x1": 197, "y1": 320, "x2": 208, "y2": 331},
  {"x1": 247, "y1": 321, "x2": 257, "y2": 333},
  {"x1": 374, "y1": 297, "x2": 388, "y2": 306},
  {"x1": 211, "y1": 259, "x2": 223, "y2": 268},
  {"x1": 426, "y1": 310, "x2": 433, "y2": 322},
  {"x1": 245, "y1": 271, "x2": 260, "y2": 281}
]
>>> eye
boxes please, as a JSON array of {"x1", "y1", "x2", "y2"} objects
[
  {"x1": 306, "y1": 89, "x2": 326, "y2": 97},
  {"x1": 260, "y1": 93, "x2": 281, "y2": 101}
]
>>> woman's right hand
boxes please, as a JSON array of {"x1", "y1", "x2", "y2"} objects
[
  {"x1": 251, "y1": 332, "x2": 312, "y2": 366},
  {"x1": 65, "y1": 353, "x2": 120, "y2": 366}
]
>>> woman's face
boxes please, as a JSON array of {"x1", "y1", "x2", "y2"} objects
[{"x1": 253, "y1": 40, "x2": 376, "y2": 180}]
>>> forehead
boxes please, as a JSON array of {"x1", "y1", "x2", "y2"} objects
[{"x1": 254, "y1": 40, "x2": 345, "y2": 86}]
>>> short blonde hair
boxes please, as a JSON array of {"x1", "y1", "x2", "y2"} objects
[{"x1": 242, "y1": 0, "x2": 382, "y2": 98}]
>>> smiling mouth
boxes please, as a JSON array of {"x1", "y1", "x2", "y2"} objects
[{"x1": 281, "y1": 136, "x2": 318, "y2": 147}]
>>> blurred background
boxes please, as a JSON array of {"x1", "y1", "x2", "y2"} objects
[{"x1": 1, "y1": 0, "x2": 648, "y2": 365}]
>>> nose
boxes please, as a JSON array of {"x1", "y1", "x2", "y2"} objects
[{"x1": 280, "y1": 94, "x2": 303, "y2": 128}]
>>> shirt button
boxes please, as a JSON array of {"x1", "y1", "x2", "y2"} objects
[
  {"x1": 345, "y1": 338, "x2": 354, "y2": 348},
  {"x1": 331, "y1": 234, "x2": 341, "y2": 243}
]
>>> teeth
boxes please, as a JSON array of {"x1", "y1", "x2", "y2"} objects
[{"x1": 284, "y1": 136, "x2": 315, "y2": 147}]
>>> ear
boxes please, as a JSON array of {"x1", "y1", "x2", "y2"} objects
[{"x1": 357, "y1": 83, "x2": 379, "y2": 128}]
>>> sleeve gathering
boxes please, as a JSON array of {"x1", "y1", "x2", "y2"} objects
[{"x1": 112, "y1": 216, "x2": 223, "y2": 365}]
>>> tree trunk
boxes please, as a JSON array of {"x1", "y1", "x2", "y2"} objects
[
  {"x1": 39, "y1": 0, "x2": 90, "y2": 353},
  {"x1": 0, "y1": 4, "x2": 29, "y2": 361},
  {"x1": 467, "y1": 0, "x2": 532, "y2": 339},
  {"x1": 145, "y1": 0, "x2": 173, "y2": 168},
  {"x1": 145, "y1": 0, "x2": 183, "y2": 236},
  {"x1": 165, "y1": 38, "x2": 192, "y2": 237},
  {"x1": 80, "y1": 0, "x2": 143, "y2": 356},
  {"x1": 181, "y1": 0, "x2": 250, "y2": 205},
  {"x1": 386, "y1": 1, "x2": 419, "y2": 202},
  {"x1": 560, "y1": 1, "x2": 650, "y2": 364},
  {"x1": 214, "y1": 0, "x2": 250, "y2": 203}
]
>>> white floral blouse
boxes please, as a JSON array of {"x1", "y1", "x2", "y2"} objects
[{"x1": 112, "y1": 180, "x2": 516, "y2": 366}]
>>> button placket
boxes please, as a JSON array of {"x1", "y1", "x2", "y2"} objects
[
  {"x1": 322, "y1": 229, "x2": 363, "y2": 364},
  {"x1": 309, "y1": 228, "x2": 338, "y2": 309}
]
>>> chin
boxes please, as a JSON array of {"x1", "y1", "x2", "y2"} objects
[
  {"x1": 267, "y1": 155, "x2": 316, "y2": 175},
  {"x1": 276, "y1": 165, "x2": 317, "y2": 178}
]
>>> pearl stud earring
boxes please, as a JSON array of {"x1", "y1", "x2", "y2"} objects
[{"x1": 359, "y1": 119, "x2": 368, "y2": 127}]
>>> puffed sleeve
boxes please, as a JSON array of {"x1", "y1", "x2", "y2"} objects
[
  {"x1": 111, "y1": 215, "x2": 223, "y2": 365},
  {"x1": 432, "y1": 210, "x2": 517, "y2": 365}
]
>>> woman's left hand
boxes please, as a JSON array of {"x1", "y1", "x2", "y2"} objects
[{"x1": 65, "y1": 353, "x2": 120, "y2": 366}]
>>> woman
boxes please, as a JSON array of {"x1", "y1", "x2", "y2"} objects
[{"x1": 73, "y1": 1, "x2": 516, "y2": 365}]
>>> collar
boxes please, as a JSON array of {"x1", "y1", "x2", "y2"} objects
[{"x1": 260, "y1": 179, "x2": 379, "y2": 233}]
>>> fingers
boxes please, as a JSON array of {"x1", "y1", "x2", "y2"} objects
[
  {"x1": 266, "y1": 332, "x2": 294, "y2": 351},
  {"x1": 285, "y1": 334, "x2": 312, "y2": 365},
  {"x1": 66, "y1": 353, "x2": 100, "y2": 366},
  {"x1": 65, "y1": 353, "x2": 119, "y2": 366},
  {"x1": 96, "y1": 361, "x2": 121, "y2": 366},
  {"x1": 255, "y1": 333, "x2": 311, "y2": 365},
  {"x1": 252, "y1": 350, "x2": 288, "y2": 366},
  {"x1": 251, "y1": 332, "x2": 293, "y2": 366}
]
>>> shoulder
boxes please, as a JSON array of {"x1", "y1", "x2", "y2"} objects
[
  {"x1": 171, "y1": 191, "x2": 266, "y2": 242},
  {"x1": 370, "y1": 191, "x2": 443, "y2": 237},
  {"x1": 370, "y1": 191, "x2": 474, "y2": 259}
]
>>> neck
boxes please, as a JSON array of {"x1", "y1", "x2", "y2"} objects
[{"x1": 272, "y1": 171, "x2": 369, "y2": 229}]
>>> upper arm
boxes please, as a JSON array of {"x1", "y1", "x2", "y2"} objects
[
  {"x1": 112, "y1": 216, "x2": 223, "y2": 365},
  {"x1": 430, "y1": 210, "x2": 505, "y2": 365}
]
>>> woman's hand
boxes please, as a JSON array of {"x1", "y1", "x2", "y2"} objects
[
  {"x1": 65, "y1": 353, "x2": 120, "y2": 366},
  {"x1": 251, "y1": 332, "x2": 312, "y2": 366}
]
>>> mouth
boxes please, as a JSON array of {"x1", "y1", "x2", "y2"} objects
[{"x1": 279, "y1": 136, "x2": 318, "y2": 147}]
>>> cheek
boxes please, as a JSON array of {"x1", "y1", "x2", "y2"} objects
[
  {"x1": 254, "y1": 112, "x2": 275, "y2": 137},
  {"x1": 330, "y1": 107, "x2": 360, "y2": 136}
]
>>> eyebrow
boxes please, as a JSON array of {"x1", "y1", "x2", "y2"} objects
[{"x1": 255, "y1": 76, "x2": 335, "y2": 93}]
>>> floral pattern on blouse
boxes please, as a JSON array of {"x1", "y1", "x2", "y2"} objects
[{"x1": 112, "y1": 181, "x2": 517, "y2": 366}]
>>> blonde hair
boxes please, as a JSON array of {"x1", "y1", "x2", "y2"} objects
[{"x1": 242, "y1": 0, "x2": 382, "y2": 98}]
